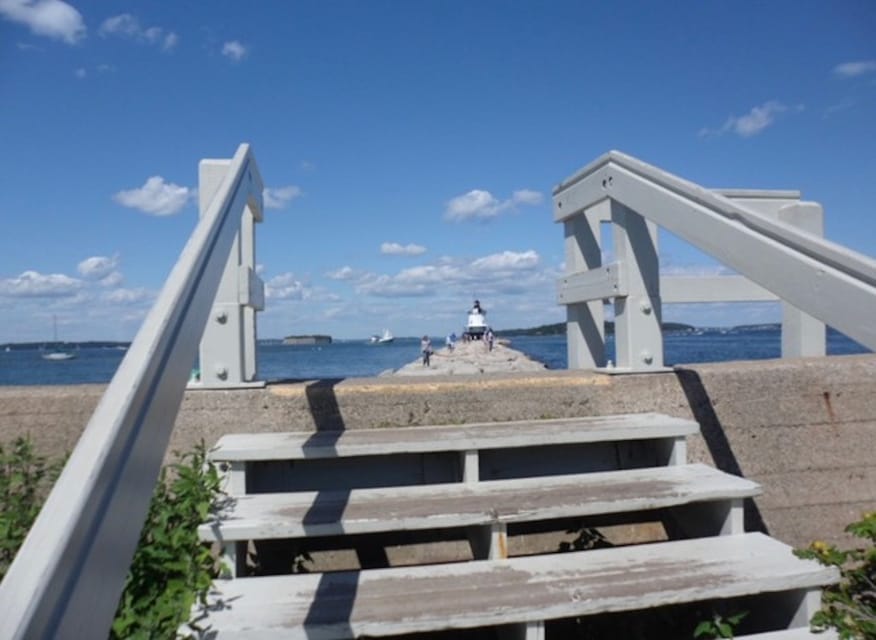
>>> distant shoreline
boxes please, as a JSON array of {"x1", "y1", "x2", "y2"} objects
[
  {"x1": 0, "y1": 340, "x2": 129, "y2": 351},
  {"x1": 498, "y1": 321, "x2": 693, "y2": 337},
  {"x1": 4, "y1": 323, "x2": 858, "y2": 350}
]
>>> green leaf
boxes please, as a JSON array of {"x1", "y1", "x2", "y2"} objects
[
  {"x1": 727, "y1": 611, "x2": 748, "y2": 626},
  {"x1": 108, "y1": 440, "x2": 223, "y2": 639}
]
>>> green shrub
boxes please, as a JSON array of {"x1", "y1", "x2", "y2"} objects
[
  {"x1": 1, "y1": 437, "x2": 224, "y2": 639},
  {"x1": 693, "y1": 610, "x2": 747, "y2": 639},
  {"x1": 111, "y1": 442, "x2": 223, "y2": 639},
  {"x1": 0, "y1": 437, "x2": 64, "y2": 580},
  {"x1": 796, "y1": 511, "x2": 876, "y2": 639}
]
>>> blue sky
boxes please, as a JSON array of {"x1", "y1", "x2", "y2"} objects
[{"x1": 1, "y1": 1, "x2": 874, "y2": 342}]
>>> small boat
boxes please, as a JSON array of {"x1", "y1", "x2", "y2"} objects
[
  {"x1": 42, "y1": 350, "x2": 76, "y2": 361},
  {"x1": 42, "y1": 316, "x2": 76, "y2": 361},
  {"x1": 370, "y1": 329, "x2": 394, "y2": 344}
]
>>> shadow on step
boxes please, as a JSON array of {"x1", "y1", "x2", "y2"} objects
[
  {"x1": 674, "y1": 368, "x2": 768, "y2": 535},
  {"x1": 548, "y1": 589, "x2": 810, "y2": 639},
  {"x1": 302, "y1": 379, "x2": 358, "y2": 636},
  {"x1": 253, "y1": 379, "x2": 381, "y2": 636}
]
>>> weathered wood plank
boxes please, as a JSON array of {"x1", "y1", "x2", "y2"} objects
[
  {"x1": 209, "y1": 413, "x2": 698, "y2": 462},
  {"x1": 200, "y1": 463, "x2": 759, "y2": 542},
  {"x1": 190, "y1": 533, "x2": 838, "y2": 639}
]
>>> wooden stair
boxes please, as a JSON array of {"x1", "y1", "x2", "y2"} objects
[{"x1": 190, "y1": 413, "x2": 839, "y2": 638}]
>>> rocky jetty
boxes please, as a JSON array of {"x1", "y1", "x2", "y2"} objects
[{"x1": 389, "y1": 339, "x2": 547, "y2": 376}]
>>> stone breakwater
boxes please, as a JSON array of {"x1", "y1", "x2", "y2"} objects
[
  {"x1": 388, "y1": 339, "x2": 548, "y2": 376},
  {"x1": 1, "y1": 354, "x2": 874, "y2": 548}
]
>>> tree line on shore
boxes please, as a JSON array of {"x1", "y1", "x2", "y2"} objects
[{"x1": 499, "y1": 321, "x2": 697, "y2": 337}]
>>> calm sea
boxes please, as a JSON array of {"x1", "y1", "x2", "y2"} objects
[{"x1": 0, "y1": 329, "x2": 869, "y2": 387}]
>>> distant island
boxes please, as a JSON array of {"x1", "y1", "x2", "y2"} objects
[
  {"x1": 498, "y1": 321, "x2": 696, "y2": 337},
  {"x1": 729, "y1": 323, "x2": 781, "y2": 333},
  {"x1": 282, "y1": 335, "x2": 332, "y2": 345}
]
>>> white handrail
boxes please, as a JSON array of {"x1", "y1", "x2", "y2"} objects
[
  {"x1": 554, "y1": 151, "x2": 876, "y2": 370},
  {"x1": 555, "y1": 151, "x2": 876, "y2": 289},
  {"x1": 0, "y1": 144, "x2": 263, "y2": 639}
]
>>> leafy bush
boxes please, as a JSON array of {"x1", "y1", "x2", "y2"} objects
[
  {"x1": 111, "y1": 442, "x2": 223, "y2": 639},
  {"x1": 0, "y1": 437, "x2": 64, "y2": 580},
  {"x1": 693, "y1": 610, "x2": 747, "y2": 639},
  {"x1": 550, "y1": 599, "x2": 751, "y2": 639},
  {"x1": 796, "y1": 511, "x2": 876, "y2": 639},
  {"x1": 1, "y1": 436, "x2": 224, "y2": 638}
]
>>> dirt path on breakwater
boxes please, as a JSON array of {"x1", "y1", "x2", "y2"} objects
[{"x1": 387, "y1": 339, "x2": 547, "y2": 376}]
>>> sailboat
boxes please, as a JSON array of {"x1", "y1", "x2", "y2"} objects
[
  {"x1": 42, "y1": 316, "x2": 76, "y2": 361},
  {"x1": 369, "y1": 329, "x2": 394, "y2": 344}
]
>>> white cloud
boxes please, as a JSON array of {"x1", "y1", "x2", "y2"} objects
[
  {"x1": 444, "y1": 188, "x2": 544, "y2": 221},
  {"x1": 511, "y1": 189, "x2": 543, "y2": 206},
  {"x1": 0, "y1": 0, "x2": 85, "y2": 44},
  {"x1": 99, "y1": 13, "x2": 178, "y2": 51},
  {"x1": 356, "y1": 250, "x2": 545, "y2": 298},
  {"x1": 733, "y1": 102, "x2": 788, "y2": 137},
  {"x1": 76, "y1": 63, "x2": 118, "y2": 79},
  {"x1": 113, "y1": 176, "x2": 192, "y2": 216},
  {"x1": 265, "y1": 273, "x2": 310, "y2": 300},
  {"x1": 380, "y1": 242, "x2": 427, "y2": 256},
  {"x1": 162, "y1": 31, "x2": 178, "y2": 51},
  {"x1": 326, "y1": 266, "x2": 359, "y2": 281},
  {"x1": 222, "y1": 40, "x2": 247, "y2": 61},
  {"x1": 356, "y1": 274, "x2": 433, "y2": 297},
  {"x1": 0, "y1": 270, "x2": 83, "y2": 297},
  {"x1": 824, "y1": 99, "x2": 856, "y2": 118},
  {"x1": 99, "y1": 13, "x2": 139, "y2": 37},
  {"x1": 833, "y1": 60, "x2": 876, "y2": 78},
  {"x1": 471, "y1": 250, "x2": 539, "y2": 272},
  {"x1": 313, "y1": 290, "x2": 342, "y2": 303},
  {"x1": 77, "y1": 255, "x2": 120, "y2": 280},
  {"x1": 99, "y1": 271, "x2": 124, "y2": 287},
  {"x1": 699, "y1": 101, "x2": 791, "y2": 139},
  {"x1": 445, "y1": 190, "x2": 501, "y2": 220},
  {"x1": 104, "y1": 287, "x2": 152, "y2": 304},
  {"x1": 263, "y1": 185, "x2": 302, "y2": 209},
  {"x1": 323, "y1": 305, "x2": 345, "y2": 319}
]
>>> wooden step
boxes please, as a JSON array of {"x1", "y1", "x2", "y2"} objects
[
  {"x1": 190, "y1": 533, "x2": 839, "y2": 639},
  {"x1": 209, "y1": 412, "x2": 698, "y2": 463},
  {"x1": 200, "y1": 463, "x2": 759, "y2": 545}
]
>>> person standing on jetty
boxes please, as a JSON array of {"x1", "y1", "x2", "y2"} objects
[
  {"x1": 421, "y1": 335, "x2": 433, "y2": 366},
  {"x1": 485, "y1": 328, "x2": 495, "y2": 352}
]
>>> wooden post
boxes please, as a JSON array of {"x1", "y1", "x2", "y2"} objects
[{"x1": 611, "y1": 202, "x2": 663, "y2": 370}]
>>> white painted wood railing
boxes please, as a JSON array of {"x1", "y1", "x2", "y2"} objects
[
  {"x1": 555, "y1": 151, "x2": 876, "y2": 372},
  {"x1": 0, "y1": 144, "x2": 264, "y2": 639}
]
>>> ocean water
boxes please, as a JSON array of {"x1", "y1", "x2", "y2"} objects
[{"x1": 0, "y1": 329, "x2": 869, "y2": 387}]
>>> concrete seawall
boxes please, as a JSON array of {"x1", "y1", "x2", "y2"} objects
[{"x1": 1, "y1": 354, "x2": 873, "y2": 548}]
